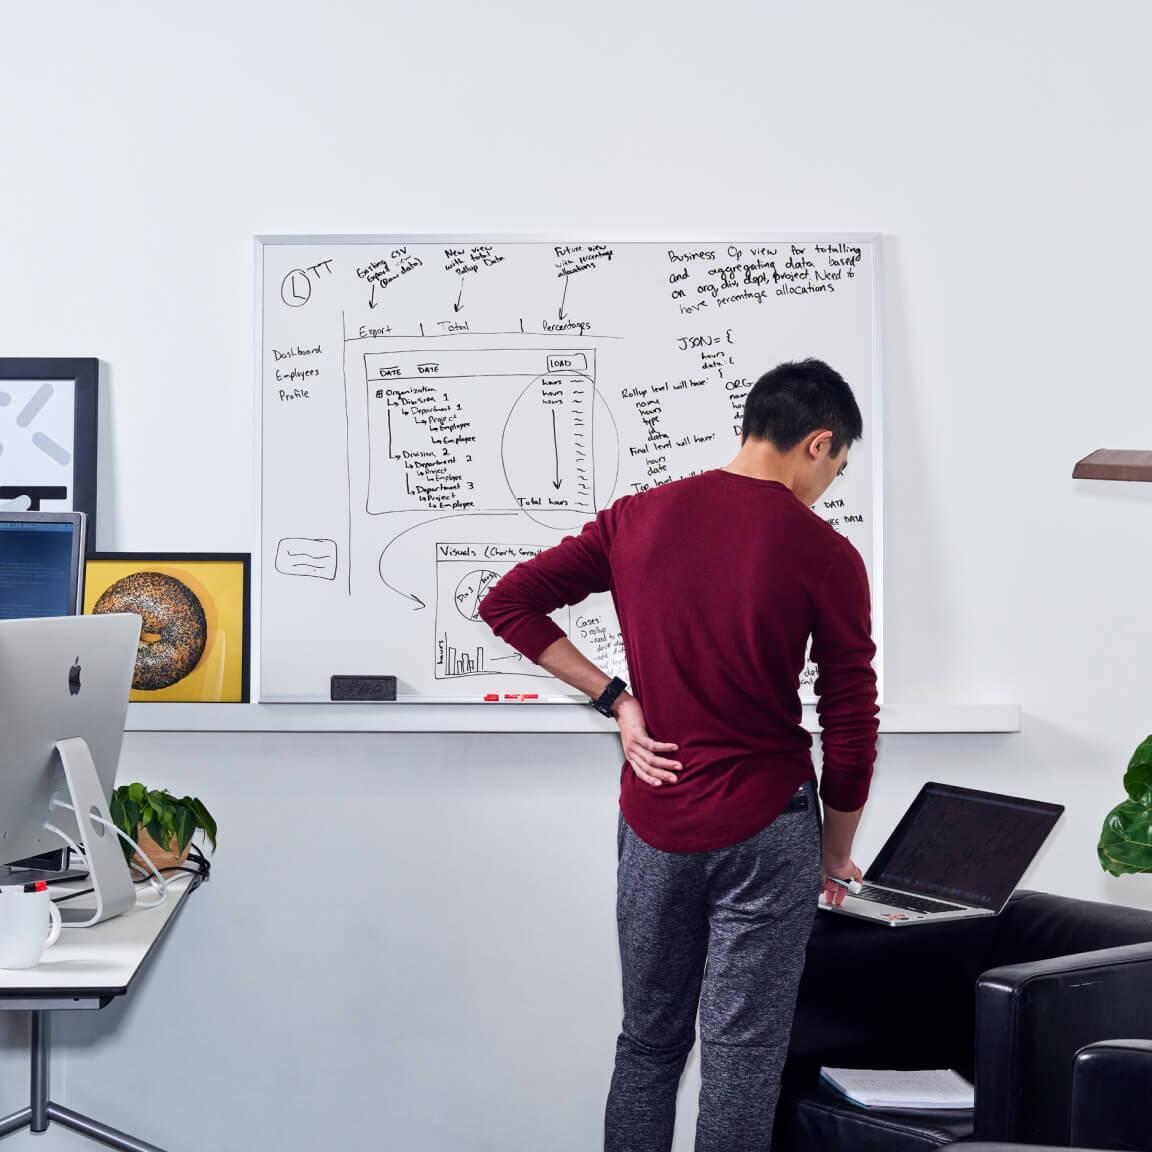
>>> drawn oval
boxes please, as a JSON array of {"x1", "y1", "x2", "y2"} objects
[{"x1": 500, "y1": 372, "x2": 619, "y2": 531}]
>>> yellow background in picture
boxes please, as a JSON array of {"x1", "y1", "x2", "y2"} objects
[{"x1": 84, "y1": 560, "x2": 246, "y2": 703}]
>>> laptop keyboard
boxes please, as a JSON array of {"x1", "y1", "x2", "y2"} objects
[{"x1": 853, "y1": 884, "x2": 967, "y2": 915}]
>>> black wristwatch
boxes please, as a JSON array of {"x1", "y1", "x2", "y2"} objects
[{"x1": 591, "y1": 676, "x2": 628, "y2": 717}]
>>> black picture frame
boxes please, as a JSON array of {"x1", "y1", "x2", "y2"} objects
[{"x1": 0, "y1": 358, "x2": 99, "y2": 551}]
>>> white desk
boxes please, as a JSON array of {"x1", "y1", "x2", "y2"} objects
[{"x1": 0, "y1": 873, "x2": 201, "y2": 1151}]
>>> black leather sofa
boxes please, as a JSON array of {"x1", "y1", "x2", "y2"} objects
[
  {"x1": 771, "y1": 891, "x2": 1152, "y2": 1151},
  {"x1": 1066, "y1": 1037, "x2": 1152, "y2": 1150},
  {"x1": 946, "y1": 1039, "x2": 1152, "y2": 1149}
]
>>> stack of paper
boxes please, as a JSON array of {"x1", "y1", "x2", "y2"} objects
[{"x1": 820, "y1": 1067, "x2": 975, "y2": 1109}]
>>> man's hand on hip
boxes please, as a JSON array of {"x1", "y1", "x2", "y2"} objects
[
  {"x1": 529, "y1": 637, "x2": 681, "y2": 788},
  {"x1": 615, "y1": 695, "x2": 682, "y2": 788}
]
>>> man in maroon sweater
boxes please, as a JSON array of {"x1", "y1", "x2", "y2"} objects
[{"x1": 479, "y1": 359, "x2": 878, "y2": 1152}]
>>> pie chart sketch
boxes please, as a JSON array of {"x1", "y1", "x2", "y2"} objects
[{"x1": 455, "y1": 569, "x2": 501, "y2": 621}]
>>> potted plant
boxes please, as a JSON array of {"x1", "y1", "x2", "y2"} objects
[
  {"x1": 1099, "y1": 735, "x2": 1152, "y2": 876},
  {"x1": 109, "y1": 783, "x2": 218, "y2": 871}
]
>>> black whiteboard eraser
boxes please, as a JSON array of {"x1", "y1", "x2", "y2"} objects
[{"x1": 330, "y1": 675, "x2": 397, "y2": 702}]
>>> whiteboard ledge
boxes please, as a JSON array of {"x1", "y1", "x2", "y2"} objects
[{"x1": 124, "y1": 703, "x2": 1022, "y2": 735}]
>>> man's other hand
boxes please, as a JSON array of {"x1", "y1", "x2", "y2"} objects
[{"x1": 820, "y1": 853, "x2": 863, "y2": 906}]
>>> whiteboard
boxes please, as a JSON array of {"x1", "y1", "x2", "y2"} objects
[{"x1": 256, "y1": 236, "x2": 882, "y2": 702}]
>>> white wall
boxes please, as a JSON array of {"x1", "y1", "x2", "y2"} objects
[{"x1": 3, "y1": 1, "x2": 1152, "y2": 1147}]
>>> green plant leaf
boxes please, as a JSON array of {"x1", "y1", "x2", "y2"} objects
[
  {"x1": 172, "y1": 806, "x2": 196, "y2": 854},
  {"x1": 1099, "y1": 799, "x2": 1152, "y2": 876},
  {"x1": 121, "y1": 798, "x2": 142, "y2": 838},
  {"x1": 1124, "y1": 736, "x2": 1152, "y2": 807},
  {"x1": 155, "y1": 794, "x2": 181, "y2": 831},
  {"x1": 186, "y1": 797, "x2": 218, "y2": 852},
  {"x1": 145, "y1": 816, "x2": 170, "y2": 852},
  {"x1": 110, "y1": 793, "x2": 136, "y2": 862},
  {"x1": 128, "y1": 782, "x2": 146, "y2": 805},
  {"x1": 141, "y1": 804, "x2": 159, "y2": 840}
]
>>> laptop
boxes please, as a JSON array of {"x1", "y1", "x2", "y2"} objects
[{"x1": 820, "y1": 782, "x2": 1064, "y2": 927}]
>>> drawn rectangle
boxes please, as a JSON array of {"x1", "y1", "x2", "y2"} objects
[
  {"x1": 433, "y1": 542, "x2": 565, "y2": 680},
  {"x1": 366, "y1": 347, "x2": 598, "y2": 517},
  {"x1": 276, "y1": 537, "x2": 338, "y2": 580}
]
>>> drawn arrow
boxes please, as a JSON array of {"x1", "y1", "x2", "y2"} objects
[
  {"x1": 551, "y1": 410, "x2": 562, "y2": 489},
  {"x1": 453, "y1": 277, "x2": 464, "y2": 313},
  {"x1": 378, "y1": 512, "x2": 517, "y2": 609},
  {"x1": 368, "y1": 283, "x2": 378, "y2": 309},
  {"x1": 492, "y1": 653, "x2": 524, "y2": 663},
  {"x1": 380, "y1": 577, "x2": 424, "y2": 610},
  {"x1": 558, "y1": 274, "x2": 569, "y2": 320}
]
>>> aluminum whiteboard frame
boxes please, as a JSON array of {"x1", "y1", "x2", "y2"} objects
[{"x1": 254, "y1": 234, "x2": 884, "y2": 705}]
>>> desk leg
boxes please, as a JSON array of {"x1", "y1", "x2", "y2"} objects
[
  {"x1": 31, "y1": 1011, "x2": 48, "y2": 1131},
  {"x1": 48, "y1": 1104, "x2": 169, "y2": 1152},
  {"x1": 0, "y1": 1010, "x2": 169, "y2": 1152},
  {"x1": 0, "y1": 1109, "x2": 32, "y2": 1139}
]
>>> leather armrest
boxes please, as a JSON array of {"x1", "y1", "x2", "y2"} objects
[
  {"x1": 1071, "y1": 1038, "x2": 1152, "y2": 1151},
  {"x1": 975, "y1": 942, "x2": 1152, "y2": 1145}
]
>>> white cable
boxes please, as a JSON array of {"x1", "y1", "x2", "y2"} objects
[
  {"x1": 87, "y1": 814, "x2": 168, "y2": 907},
  {"x1": 46, "y1": 798, "x2": 169, "y2": 910},
  {"x1": 42, "y1": 821, "x2": 87, "y2": 868}
]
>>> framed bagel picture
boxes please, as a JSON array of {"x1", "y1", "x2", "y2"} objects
[{"x1": 83, "y1": 552, "x2": 251, "y2": 703}]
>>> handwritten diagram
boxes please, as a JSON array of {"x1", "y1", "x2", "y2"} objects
[
  {"x1": 258, "y1": 238, "x2": 879, "y2": 701},
  {"x1": 434, "y1": 543, "x2": 553, "y2": 679},
  {"x1": 364, "y1": 347, "x2": 620, "y2": 531}
]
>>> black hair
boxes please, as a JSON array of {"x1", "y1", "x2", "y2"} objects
[{"x1": 741, "y1": 359, "x2": 863, "y2": 454}]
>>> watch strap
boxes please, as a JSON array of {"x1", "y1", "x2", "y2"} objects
[{"x1": 592, "y1": 676, "x2": 627, "y2": 717}]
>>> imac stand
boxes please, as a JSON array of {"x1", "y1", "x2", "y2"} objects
[{"x1": 51, "y1": 738, "x2": 135, "y2": 926}]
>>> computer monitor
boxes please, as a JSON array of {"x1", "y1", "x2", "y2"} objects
[
  {"x1": 0, "y1": 613, "x2": 141, "y2": 925},
  {"x1": 0, "y1": 510, "x2": 88, "y2": 876},
  {"x1": 0, "y1": 511, "x2": 86, "y2": 619}
]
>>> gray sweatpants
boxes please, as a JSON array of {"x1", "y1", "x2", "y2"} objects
[{"x1": 604, "y1": 784, "x2": 822, "y2": 1152}]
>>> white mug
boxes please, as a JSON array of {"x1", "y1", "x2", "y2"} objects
[{"x1": 0, "y1": 881, "x2": 62, "y2": 969}]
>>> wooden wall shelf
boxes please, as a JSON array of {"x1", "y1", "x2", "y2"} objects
[{"x1": 1073, "y1": 450, "x2": 1152, "y2": 481}]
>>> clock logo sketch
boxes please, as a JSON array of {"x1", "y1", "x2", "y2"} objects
[{"x1": 280, "y1": 269, "x2": 312, "y2": 308}]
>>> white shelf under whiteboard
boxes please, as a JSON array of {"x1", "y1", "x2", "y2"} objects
[{"x1": 124, "y1": 703, "x2": 1022, "y2": 735}]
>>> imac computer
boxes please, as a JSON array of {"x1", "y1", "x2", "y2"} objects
[
  {"x1": 0, "y1": 613, "x2": 141, "y2": 925},
  {"x1": 0, "y1": 510, "x2": 86, "y2": 619}
]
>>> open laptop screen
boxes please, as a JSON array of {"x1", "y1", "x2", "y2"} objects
[{"x1": 866, "y1": 783, "x2": 1064, "y2": 910}]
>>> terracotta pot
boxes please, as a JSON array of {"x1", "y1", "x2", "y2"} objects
[{"x1": 132, "y1": 829, "x2": 191, "y2": 872}]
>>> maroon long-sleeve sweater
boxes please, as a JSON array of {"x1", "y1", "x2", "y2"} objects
[{"x1": 478, "y1": 469, "x2": 879, "y2": 851}]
